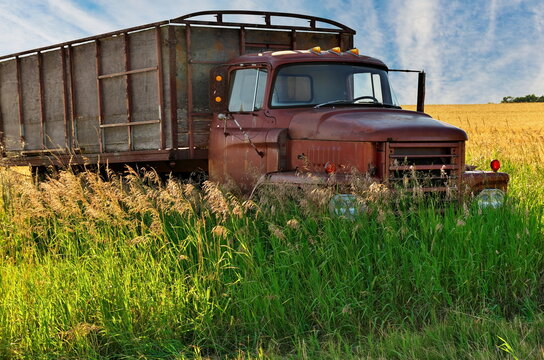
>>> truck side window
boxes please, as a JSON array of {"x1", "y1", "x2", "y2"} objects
[{"x1": 228, "y1": 68, "x2": 268, "y2": 112}]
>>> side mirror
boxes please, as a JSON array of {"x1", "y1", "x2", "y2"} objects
[
  {"x1": 417, "y1": 71, "x2": 426, "y2": 113},
  {"x1": 210, "y1": 66, "x2": 229, "y2": 113}
]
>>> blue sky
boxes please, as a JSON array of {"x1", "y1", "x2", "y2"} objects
[{"x1": 0, "y1": 0, "x2": 542, "y2": 104}]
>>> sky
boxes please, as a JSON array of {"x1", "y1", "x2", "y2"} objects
[{"x1": 0, "y1": 0, "x2": 542, "y2": 105}]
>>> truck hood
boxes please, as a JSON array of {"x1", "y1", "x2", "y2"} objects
[{"x1": 288, "y1": 108, "x2": 468, "y2": 142}]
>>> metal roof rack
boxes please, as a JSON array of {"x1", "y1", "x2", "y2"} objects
[
  {"x1": 172, "y1": 10, "x2": 356, "y2": 34},
  {"x1": 0, "y1": 10, "x2": 355, "y2": 61}
]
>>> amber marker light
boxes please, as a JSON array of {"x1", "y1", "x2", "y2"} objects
[
  {"x1": 310, "y1": 46, "x2": 322, "y2": 54},
  {"x1": 324, "y1": 162, "x2": 337, "y2": 174},
  {"x1": 215, "y1": 96, "x2": 222, "y2": 103},
  {"x1": 347, "y1": 48, "x2": 360, "y2": 55},
  {"x1": 215, "y1": 75, "x2": 223, "y2": 82},
  {"x1": 329, "y1": 47, "x2": 341, "y2": 54},
  {"x1": 490, "y1": 159, "x2": 501, "y2": 172}
]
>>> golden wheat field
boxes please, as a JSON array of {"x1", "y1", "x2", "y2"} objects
[{"x1": 404, "y1": 103, "x2": 544, "y2": 165}]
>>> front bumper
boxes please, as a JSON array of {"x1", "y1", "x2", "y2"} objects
[
  {"x1": 461, "y1": 171, "x2": 509, "y2": 194},
  {"x1": 259, "y1": 170, "x2": 510, "y2": 196},
  {"x1": 262, "y1": 171, "x2": 354, "y2": 186}
]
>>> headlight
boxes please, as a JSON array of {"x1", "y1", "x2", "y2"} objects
[
  {"x1": 328, "y1": 194, "x2": 366, "y2": 218},
  {"x1": 475, "y1": 189, "x2": 505, "y2": 209}
]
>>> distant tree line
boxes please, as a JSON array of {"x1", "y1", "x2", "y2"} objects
[{"x1": 501, "y1": 94, "x2": 544, "y2": 103}]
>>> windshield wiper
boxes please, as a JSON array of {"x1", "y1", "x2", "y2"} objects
[
  {"x1": 314, "y1": 99, "x2": 400, "y2": 109},
  {"x1": 314, "y1": 99, "x2": 353, "y2": 109}
]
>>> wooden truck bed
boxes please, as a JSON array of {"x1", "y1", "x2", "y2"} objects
[{"x1": 0, "y1": 11, "x2": 354, "y2": 168}]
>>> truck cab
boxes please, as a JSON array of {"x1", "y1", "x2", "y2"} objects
[{"x1": 209, "y1": 48, "x2": 508, "y2": 201}]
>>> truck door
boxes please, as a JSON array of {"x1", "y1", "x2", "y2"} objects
[{"x1": 209, "y1": 66, "x2": 273, "y2": 189}]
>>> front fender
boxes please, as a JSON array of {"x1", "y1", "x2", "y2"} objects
[{"x1": 209, "y1": 127, "x2": 288, "y2": 191}]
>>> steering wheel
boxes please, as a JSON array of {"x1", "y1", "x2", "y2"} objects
[{"x1": 352, "y1": 95, "x2": 379, "y2": 104}]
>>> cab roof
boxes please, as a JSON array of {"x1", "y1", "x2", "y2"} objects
[{"x1": 229, "y1": 49, "x2": 388, "y2": 70}]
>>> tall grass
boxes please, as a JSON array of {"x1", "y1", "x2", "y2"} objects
[
  {"x1": 0, "y1": 165, "x2": 542, "y2": 359},
  {"x1": 0, "y1": 103, "x2": 543, "y2": 359}
]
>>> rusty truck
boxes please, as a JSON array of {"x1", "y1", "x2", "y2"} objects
[{"x1": 0, "y1": 10, "x2": 509, "y2": 207}]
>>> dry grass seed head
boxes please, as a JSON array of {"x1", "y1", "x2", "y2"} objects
[
  {"x1": 203, "y1": 181, "x2": 231, "y2": 220},
  {"x1": 157, "y1": 178, "x2": 194, "y2": 215},
  {"x1": 212, "y1": 225, "x2": 229, "y2": 239},
  {"x1": 127, "y1": 235, "x2": 151, "y2": 246},
  {"x1": 37, "y1": 171, "x2": 87, "y2": 220},
  {"x1": 268, "y1": 224, "x2": 285, "y2": 240},
  {"x1": 83, "y1": 171, "x2": 129, "y2": 226},
  {"x1": 59, "y1": 323, "x2": 102, "y2": 342},
  {"x1": 298, "y1": 186, "x2": 333, "y2": 215},
  {"x1": 286, "y1": 218, "x2": 300, "y2": 229}
]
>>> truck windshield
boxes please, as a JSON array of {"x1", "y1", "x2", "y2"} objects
[{"x1": 270, "y1": 63, "x2": 398, "y2": 108}]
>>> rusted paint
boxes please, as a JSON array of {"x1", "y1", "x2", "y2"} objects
[
  {"x1": 13, "y1": 59, "x2": 27, "y2": 144},
  {"x1": 245, "y1": 43, "x2": 291, "y2": 50},
  {"x1": 383, "y1": 142, "x2": 391, "y2": 182},
  {"x1": 171, "y1": 10, "x2": 356, "y2": 36},
  {"x1": 5, "y1": 148, "x2": 208, "y2": 167},
  {"x1": 100, "y1": 120, "x2": 159, "y2": 128},
  {"x1": 67, "y1": 45, "x2": 77, "y2": 150},
  {"x1": 233, "y1": 51, "x2": 387, "y2": 70},
  {"x1": 417, "y1": 71, "x2": 426, "y2": 112},
  {"x1": 263, "y1": 170, "x2": 353, "y2": 186},
  {"x1": 155, "y1": 26, "x2": 166, "y2": 150},
  {"x1": 240, "y1": 27, "x2": 246, "y2": 54},
  {"x1": 37, "y1": 52, "x2": 46, "y2": 149},
  {"x1": 168, "y1": 26, "x2": 178, "y2": 150},
  {"x1": 95, "y1": 40, "x2": 104, "y2": 153},
  {"x1": 68, "y1": 45, "x2": 78, "y2": 150},
  {"x1": 60, "y1": 47, "x2": 70, "y2": 148},
  {"x1": 288, "y1": 108, "x2": 467, "y2": 142},
  {"x1": 462, "y1": 171, "x2": 509, "y2": 193},
  {"x1": 288, "y1": 140, "x2": 376, "y2": 175},
  {"x1": 0, "y1": 68, "x2": 3, "y2": 155},
  {"x1": 457, "y1": 141, "x2": 466, "y2": 192},
  {"x1": 265, "y1": 128, "x2": 288, "y2": 171},
  {"x1": 123, "y1": 33, "x2": 133, "y2": 151},
  {"x1": 97, "y1": 66, "x2": 157, "y2": 80},
  {"x1": 208, "y1": 122, "x2": 289, "y2": 190},
  {"x1": 185, "y1": 24, "x2": 194, "y2": 158}
]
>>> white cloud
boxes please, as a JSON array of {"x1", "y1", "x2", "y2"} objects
[
  {"x1": 0, "y1": 8, "x2": 62, "y2": 45},
  {"x1": 47, "y1": 0, "x2": 118, "y2": 34},
  {"x1": 386, "y1": 0, "x2": 444, "y2": 104},
  {"x1": 321, "y1": 0, "x2": 385, "y2": 56},
  {"x1": 0, "y1": 0, "x2": 542, "y2": 103}
]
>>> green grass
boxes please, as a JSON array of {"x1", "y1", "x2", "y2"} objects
[{"x1": 0, "y1": 162, "x2": 542, "y2": 359}]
